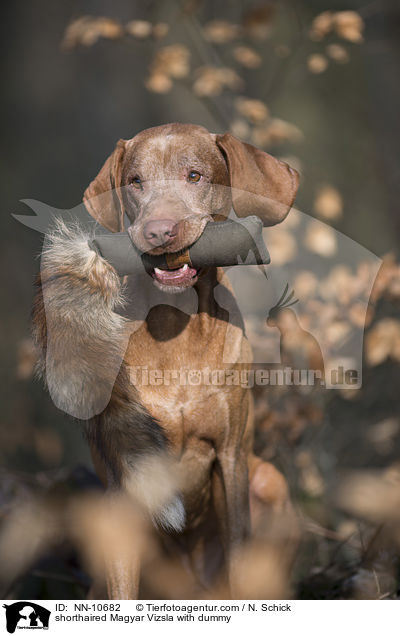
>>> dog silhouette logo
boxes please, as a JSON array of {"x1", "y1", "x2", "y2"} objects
[{"x1": 3, "y1": 602, "x2": 50, "y2": 633}]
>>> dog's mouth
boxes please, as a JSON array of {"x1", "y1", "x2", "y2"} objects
[{"x1": 152, "y1": 263, "x2": 199, "y2": 289}]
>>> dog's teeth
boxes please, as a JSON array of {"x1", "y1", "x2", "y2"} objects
[
  {"x1": 154, "y1": 267, "x2": 163, "y2": 275},
  {"x1": 181, "y1": 264, "x2": 188, "y2": 271}
]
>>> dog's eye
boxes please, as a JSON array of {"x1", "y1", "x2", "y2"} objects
[
  {"x1": 187, "y1": 171, "x2": 201, "y2": 183},
  {"x1": 131, "y1": 176, "x2": 142, "y2": 189}
]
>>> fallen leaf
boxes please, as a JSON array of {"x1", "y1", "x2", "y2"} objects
[
  {"x1": 126, "y1": 20, "x2": 152, "y2": 39},
  {"x1": 309, "y1": 11, "x2": 334, "y2": 41},
  {"x1": 313, "y1": 184, "x2": 343, "y2": 221},
  {"x1": 334, "y1": 11, "x2": 364, "y2": 43},
  {"x1": 307, "y1": 53, "x2": 329, "y2": 74},
  {"x1": 235, "y1": 97, "x2": 269, "y2": 123},
  {"x1": 233, "y1": 46, "x2": 262, "y2": 68},
  {"x1": 304, "y1": 221, "x2": 337, "y2": 257},
  {"x1": 326, "y1": 43, "x2": 350, "y2": 63},
  {"x1": 203, "y1": 20, "x2": 240, "y2": 43},
  {"x1": 146, "y1": 73, "x2": 173, "y2": 93},
  {"x1": 243, "y1": 5, "x2": 275, "y2": 40}
]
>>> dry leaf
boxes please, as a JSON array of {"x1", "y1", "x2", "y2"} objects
[
  {"x1": 307, "y1": 53, "x2": 329, "y2": 74},
  {"x1": 220, "y1": 67, "x2": 243, "y2": 90},
  {"x1": 126, "y1": 20, "x2": 152, "y2": 39},
  {"x1": 337, "y1": 469, "x2": 400, "y2": 523},
  {"x1": 326, "y1": 43, "x2": 350, "y2": 63},
  {"x1": 296, "y1": 451, "x2": 325, "y2": 496},
  {"x1": 367, "y1": 418, "x2": 399, "y2": 454},
  {"x1": 192, "y1": 66, "x2": 242, "y2": 97},
  {"x1": 349, "y1": 302, "x2": 373, "y2": 328},
  {"x1": 0, "y1": 501, "x2": 60, "y2": 583},
  {"x1": 193, "y1": 68, "x2": 223, "y2": 97},
  {"x1": 309, "y1": 11, "x2": 334, "y2": 41},
  {"x1": 203, "y1": 20, "x2": 240, "y2": 44},
  {"x1": 234, "y1": 542, "x2": 289, "y2": 599},
  {"x1": 371, "y1": 254, "x2": 400, "y2": 302},
  {"x1": 304, "y1": 221, "x2": 337, "y2": 257},
  {"x1": 233, "y1": 46, "x2": 262, "y2": 68},
  {"x1": 151, "y1": 44, "x2": 190, "y2": 79},
  {"x1": 235, "y1": 97, "x2": 269, "y2": 123},
  {"x1": 293, "y1": 271, "x2": 318, "y2": 299},
  {"x1": 16, "y1": 338, "x2": 37, "y2": 380},
  {"x1": 334, "y1": 11, "x2": 364, "y2": 43},
  {"x1": 320, "y1": 265, "x2": 357, "y2": 304},
  {"x1": 62, "y1": 16, "x2": 123, "y2": 49},
  {"x1": 325, "y1": 321, "x2": 351, "y2": 347},
  {"x1": 267, "y1": 228, "x2": 297, "y2": 265},
  {"x1": 313, "y1": 184, "x2": 343, "y2": 221},
  {"x1": 365, "y1": 318, "x2": 400, "y2": 366},
  {"x1": 252, "y1": 118, "x2": 303, "y2": 147},
  {"x1": 243, "y1": 5, "x2": 275, "y2": 40},
  {"x1": 146, "y1": 73, "x2": 173, "y2": 93}
]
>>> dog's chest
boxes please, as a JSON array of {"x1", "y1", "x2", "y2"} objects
[{"x1": 124, "y1": 306, "x2": 252, "y2": 446}]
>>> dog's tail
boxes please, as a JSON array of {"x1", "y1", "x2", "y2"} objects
[{"x1": 32, "y1": 219, "x2": 185, "y2": 533}]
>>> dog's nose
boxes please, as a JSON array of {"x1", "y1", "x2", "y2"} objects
[{"x1": 143, "y1": 219, "x2": 177, "y2": 247}]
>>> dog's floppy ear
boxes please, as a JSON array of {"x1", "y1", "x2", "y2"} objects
[
  {"x1": 216, "y1": 133, "x2": 299, "y2": 226},
  {"x1": 83, "y1": 139, "x2": 127, "y2": 232}
]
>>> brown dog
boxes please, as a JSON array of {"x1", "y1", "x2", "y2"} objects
[{"x1": 32, "y1": 123, "x2": 299, "y2": 598}]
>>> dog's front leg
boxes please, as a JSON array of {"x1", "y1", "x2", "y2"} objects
[
  {"x1": 88, "y1": 545, "x2": 140, "y2": 600},
  {"x1": 85, "y1": 450, "x2": 142, "y2": 600},
  {"x1": 213, "y1": 448, "x2": 251, "y2": 595}
]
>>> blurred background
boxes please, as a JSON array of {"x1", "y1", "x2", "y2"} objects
[{"x1": 1, "y1": 0, "x2": 400, "y2": 599}]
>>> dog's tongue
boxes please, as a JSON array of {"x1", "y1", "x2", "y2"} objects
[{"x1": 153, "y1": 263, "x2": 197, "y2": 285}]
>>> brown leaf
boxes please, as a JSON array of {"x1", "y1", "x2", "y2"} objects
[
  {"x1": 334, "y1": 11, "x2": 364, "y2": 43},
  {"x1": 309, "y1": 11, "x2": 334, "y2": 41},
  {"x1": 243, "y1": 5, "x2": 275, "y2": 40},
  {"x1": 252, "y1": 118, "x2": 303, "y2": 147},
  {"x1": 203, "y1": 20, "x2": 240, "y2": 44},
  {"x1": 233, "y1": 46, "x2": 262, "y2": 68},
  {"x1": 235, "y1": 97, "x2": 269, "y2": 123},
  {"x1": 16, "y1": 338, "x2": 37, "y2": 380},
  {"x1": 293, "y1": 271, "x2": 318, "y2": 299},
  {"x1": 307, "y1": 54, "x2": 329, "y2": 74},
  {"x1": 125, "y1": 20, "x2": 152, "y2": 39},
  {"x1": 350, "y1": 302, "x2": 373, "y2": 328},
  {"x1": 313, "y1": 184, "x2": 343, "y2": 221},
  {"x1": 304, "y1": 221, "x2": 337, "y2": 257},
  {"x1": 365, "y1": 318, "x2": 400, "y2": 366},
  {"x1": 337, "y1": 469, "x2": 400, "y2": 523},
  {"x1": 146, "y1": 73, "x2": 173, "y2": 94},
  {"x1": 267, "y1": 228, "x2": 297, "y2": 265},
  {"x1": 151, "y1": 44, "x2": 190, "y2": 79},
  {"x1": 62, "y1": 16, "x2": 123, "y2": 50},
  {"x1": 193, "y1": 66, "x2": 243, "y2": 97},
  {"x1": 326, "y1": 43, "x2": 350, "y2": 63}
]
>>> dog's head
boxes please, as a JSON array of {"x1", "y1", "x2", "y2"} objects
[{"x1": 83, "y1": 123, "x2": 299, "y2": 293}]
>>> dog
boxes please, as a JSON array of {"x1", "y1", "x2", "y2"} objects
[{"x1": 32, "y1": 123, "x2": 299, "y2": 598}]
